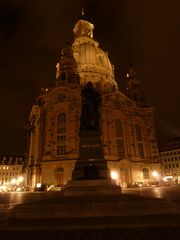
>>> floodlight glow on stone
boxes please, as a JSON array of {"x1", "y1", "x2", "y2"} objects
[
  {"x1": 11, "y1": 178, "x2": 17, "y2": 184},
  {"x1": 152, "y1": 171, "x2": 158, "y2": 177},
  {"x1": 17, "y1": 176, "x2": 24, "y2": 183},
  {"x1": 111, "y1": 170, "x2": 119, "y2": 180}
]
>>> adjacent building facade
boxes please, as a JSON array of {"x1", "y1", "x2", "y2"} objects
[
  {"x1": 159, "y1": 137, "x2": 180, "y2": 183},
  {"x1": 27, "y1": 17, "x2": 161, "y2": 190},
  {"x1": 0, "y1": 155, "x2": 25, "y2": 187}
]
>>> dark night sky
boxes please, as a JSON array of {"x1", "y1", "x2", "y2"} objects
[{"x1": 0, "y1": 0, "x2": 179, "y2": 155}]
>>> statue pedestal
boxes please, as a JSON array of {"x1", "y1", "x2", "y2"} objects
[
  {"x1": 65, "y1": 129, "x2": 121, "y2": 196},
  {"x1": 72, "y1": 130, "x2": 110, "y2": 180},
  {"x1": 61, "y1": 179, "x2": 121, "y2": 196}
]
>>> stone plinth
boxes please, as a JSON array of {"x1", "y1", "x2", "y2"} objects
[
  {"x1": 61, "y1": 179, "x2": 121, "y2": 196},
  {"x1": 72, "y1": 130, "x2": 110, "y2": 180}
]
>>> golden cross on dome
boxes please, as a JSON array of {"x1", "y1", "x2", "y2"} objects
[{"x1": 81, "y1": 8, "x2": 85, "y2": 17}]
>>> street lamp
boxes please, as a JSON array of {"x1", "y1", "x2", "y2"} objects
[
  {"x1": 111, "y1": 170, "x2": 120, "y2": 185},
  {"x1": 11, "y1": 178, "x2": 17, "y2": 185},
  {"x1": 17, "y1": 176, "x2": 24, "y2": 183},
  {"x1": 152, "y1": 171, "x2": 159, "y2": 186},
  {"x1": 111, "y1": 170, "x2": 119, "y2": 180},
  {"x1": 152, "y1": 171, "x2": 158, "y2": 178}
]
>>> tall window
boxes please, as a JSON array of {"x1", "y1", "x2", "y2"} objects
[
  {"x1": 143, "y1": 168, "x2": 149, "y2": 179},
  {"x1": 138, "y1": 143, "x2": 145, "y2": 158},
  {"x1": 57, "y1": 113, "x2": 66, "y2": 133},
  {"x1": 56, "y1": 167, "x2": 64, "y2": 186},
  {"x1": 57, "y1": 145, "x2": 66, "y2": 155},
  {"x1": 116, "y1": 119, "x2": 123, "y2": 138},
  {"x1": 115, "y1": 119, "x2": 125, "y2": 159},
  {"x1": 135, "y1": 124, "x2": 144, "y2": 159},
  {"x1": 135, "y1": 124, "x2": 142, "y2": 141},
  {"x1": 58, "y1": 113, "x2": 66, "y2": 124},
  {"x1": 57, "y1": 136, "x2": 66, "y2": 143},
  {"x1": 57, "y1": 113, "x2": 67, "y2": 155}
]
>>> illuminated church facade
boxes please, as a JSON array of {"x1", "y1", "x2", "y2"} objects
[{"x1": 27, "y1": 16, "x2": 161, "y2": 189}]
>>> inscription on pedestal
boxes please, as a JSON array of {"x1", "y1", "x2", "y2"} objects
[{"x1": 79, "y1": 131, "x2": 104, "y2": 160}]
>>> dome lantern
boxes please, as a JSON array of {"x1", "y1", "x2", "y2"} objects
[{"x1": 73, "y1": 18, "x2": 94, "y2": 39}]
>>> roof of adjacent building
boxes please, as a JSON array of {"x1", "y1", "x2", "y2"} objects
[
  {"x1": 159, "y1": 137, "x2": 180, "y2": 152},
  {"x1": 0, "y1": 155, "x2": 24, "y2": 165}
]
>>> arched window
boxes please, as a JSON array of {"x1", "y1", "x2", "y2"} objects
[
  {"x1": 115, "y1": 119, "x2": 125, "y2": 159},
  {"x1": 97, "y1": 54, "x2": 103, "y2": 64},
  {"x1": 115, "y1": 119, "x2": 123, "y2": 138},
  {"x1": 143, "y1": 168, "x2": 149, "y2": 179},
  {"x1": 58, "y1": 113, "x2": 66, "y2": 124},
  {"x1": 56, "y1": 167, "x2": 64, "y2": 186},
  {"x1": 57, "y1": 113, "x2": 67, "y2": 155},
  {"x1": 135, "y1": 124, "x2": 144, "y2": 159},
  {"x1": 57, "y1": 94, "x2": 66, "y2": 102},
  {"x1": 135, "y1": 124, "x2": 142, "y2": 141}
]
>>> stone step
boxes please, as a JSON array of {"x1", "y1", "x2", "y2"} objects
[{"x1": 8, "y1": 196, "x2": 176, "y2": 219}]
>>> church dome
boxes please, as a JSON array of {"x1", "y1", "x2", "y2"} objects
[{"x1": 72, "y1": 19, "x2": 118, "y2": 94}]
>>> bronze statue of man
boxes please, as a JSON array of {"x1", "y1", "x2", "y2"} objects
[{"x1": 80, "y1": 82, "x2": 101, "y2": 130}]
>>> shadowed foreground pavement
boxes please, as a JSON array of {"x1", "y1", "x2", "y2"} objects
[
  {"x1": 1, "y1": 227, "x2": 180, "y2": 240},
  {"x1": 1, "y1": 192, "x2": 180, "y2": 239}
]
